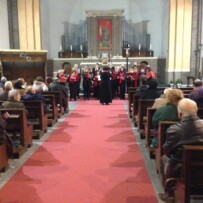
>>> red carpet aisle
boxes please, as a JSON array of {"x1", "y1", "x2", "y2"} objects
[{"x1": 0, "y1": 100, "x2": 157, "y2": 203}]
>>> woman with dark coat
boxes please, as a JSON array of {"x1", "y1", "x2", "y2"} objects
[{"x1": 100, "y1": 66, "x2": 112, "y2": 105}]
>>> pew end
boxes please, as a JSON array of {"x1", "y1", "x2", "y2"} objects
[
  {"x1": 0, "y1": 143, "x2": 9, "y2": 172},
  {"x1": 174, "y1": 145, "x2": 203, "y2": 203}
]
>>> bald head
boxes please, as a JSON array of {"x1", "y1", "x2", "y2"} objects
[{"x1": 178, "y1": 98, "x2": 198, "y2": 117}]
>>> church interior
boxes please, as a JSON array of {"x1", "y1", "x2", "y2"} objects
[{"x1": 0, "y1": 0, "x2": 203, "y2": 203}]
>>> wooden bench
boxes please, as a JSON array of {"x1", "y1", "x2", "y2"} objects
[
  {"x1": 175, "y1": 145, "x2": 203, "y2": 203},
  {"x1": 42, "y1": 91, "x2": 67, "y2": 117},
  {"x1": 2, "y1": 109, "x2": 33, "y2": 158},
  {"x1": 197, "y1": 107, "x2": 203, "y2": 119},
  {"x1": 144, "y1": 108, "x2": 156, "y2": 158},
  {"x1": 42, "y1": 94, "x2": 58, "y2": 126},
  {"x1": 23, "y1": 101, "x2": 48, "y2": 139},
  {"x1": 137, "y1": 99, "x2": 155, "y2": 139},
  {"x1": 128, "y1": 87, "x2": 137, "y2": 118},
  {"x1": 132, "y1": 94, "x2": 140, "y2": 126},
  {"x1": 155, "y1": 121, "x2": 177, "y2": 177},
  {"x1": 0, "y1": 143, "x2": 9, "y2": 172}
]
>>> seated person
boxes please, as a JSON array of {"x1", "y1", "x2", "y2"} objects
[
  {"x1": 0, "y1": 81, "x2": 13, "y2": 101},
  {"x1": 151, "y1": 89, "x2": 184, "y2": 147},
  {"x1": 159, "y1": 98, "x2": 203, "y2": 202},
  {"x1": 49, "y1": 77, "x2": 68, "y2": 112},
  {"x1": 13, "y1": 79, "x2": 26, "y2": 97},
  {"x1": 21, "y1": 86, "x2": 36, "y2": 101},
  {"x1": 189, "y1": 79, "x2": 203, "y2": 106},
  {"x1": 0, "y1": 76, "x2": 7, "y2": 92},
  {"x1": 152, "y1": 88, "x2": 173, "y2": 109},
  {"x1": 32, "y1": 86, "x2": 48, "y2": 112},
  {"x1": 139, "y1": 79, "x2": 161, "y2": 99},
  {"x1": 33, "y1": 76, "x2": 48, "y2": 92},
  {"x1": 1, "y1": 89, "x2": 25, "y2": 109},
  {"x1": 135, "y1": 77, "x2": 149, "y2": 96}
]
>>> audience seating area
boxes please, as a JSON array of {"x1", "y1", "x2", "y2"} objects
[
  {"x1": 0, "y1": 91, "x2": 68, "y2": 174},
  {"x1": 127, "y1": 86, "x2": 203, "y2": 203}
]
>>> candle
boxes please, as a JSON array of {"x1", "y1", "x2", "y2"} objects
[
  {"x1": 70, "y1": 45, "x2": 72, "y2": 51},
  {"x1": 150, "y1": 43, "x2": 152, "y2": 50},
  {"x1": 139, "y1": 44, "x2": 141, "y2": 50},
  {"x1": 59, "y1": 45, "x2": 62, "y2": 51},
  {"x1": 80, "y1": 45, "x2": 83, "y2": 51}
]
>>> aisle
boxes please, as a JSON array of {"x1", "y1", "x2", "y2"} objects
[{"x1": 0, "y1": 100, "x2": 157, "y2": 203}]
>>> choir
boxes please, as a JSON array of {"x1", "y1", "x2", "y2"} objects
[{"x1": 61, "y1": 61, "x2": 155, "y2": 102}]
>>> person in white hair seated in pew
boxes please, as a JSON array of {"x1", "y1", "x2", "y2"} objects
[
  {"x1": 159, "y1": 98, "x2": 203, "y2": 202},
  {"x1": 152, "y1": 88, "x2": 173, "y2": 109},
  {"x1": 0, "y1": 81, "x2": 13, "y2": 101}
]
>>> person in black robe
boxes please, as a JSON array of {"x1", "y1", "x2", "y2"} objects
[{"x1": 100, "y1": 66, "x2": 112, "y2": 105}]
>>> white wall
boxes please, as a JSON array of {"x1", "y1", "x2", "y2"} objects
[
  {"x1": 41, "y1": 0, "x2": 168, "y2": 59},
  {"x1": 129, "y1": 0, "x2": 168, "y2": 57},
  {"x1": 0, "y1": 0, "x2": 10, "y2": 49}
]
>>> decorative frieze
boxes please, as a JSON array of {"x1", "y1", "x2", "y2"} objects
[{"x1": 86, "y1": 9, "x2": 124, "y2": 17}]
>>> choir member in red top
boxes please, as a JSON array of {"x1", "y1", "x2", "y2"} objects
[
  {"x1": 83, "y1": 66, "x2": 92, "y2": 100},
  {"x1": 68, "y1": 69, "x2": 77, "y2": 100},
  {"x1": 93, "y1": 70, "x2": 100, "y2": 99},
  {"x1": 118, "y1": 65, "x2": 126, "y2": 99},
  {"x1": 146, "y1": 66, "x2": 155, "y2": 81},
  {"x1": 111, "y1": 66, "x2": 119, "y2": 98},
  {"x1": 131, "y1": 67, "x2": 139, "y2": 87}
]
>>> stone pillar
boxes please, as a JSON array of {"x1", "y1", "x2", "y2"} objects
[
  {"x1": 17, "y1": 0, "x2": 41, "y2": 50},
  {"x1": 190, "y1": 0, "x2": 203, "y2": 78},
  {"x1": 167, "y1": 0, "x2": 193, "y2": 83}
]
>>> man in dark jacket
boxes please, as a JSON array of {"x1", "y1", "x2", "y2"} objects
[
  {"x1": 49, "y1": 77, "x2": 68, "y2": 112},
  {"x1": 139, "y1": 79, "x2": 161, "y2": 99},
  {"x1": 159, "y1": 98, "x2": 203, "y2": 202}
]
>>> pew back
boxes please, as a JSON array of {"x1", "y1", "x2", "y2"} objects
[
  {"x1": 22, "y1": 100, "x2": 48, "y2": 138},
  {"x1": 175, "y1": 145, "x2": 203, "y2": 203},
  {"x1": 42, "y1": 91, "x2": 65, "y2": 117}
]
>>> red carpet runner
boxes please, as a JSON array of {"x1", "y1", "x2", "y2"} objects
[{"x1": 0, "y1": 100, "x2": 157, "y2": 203}]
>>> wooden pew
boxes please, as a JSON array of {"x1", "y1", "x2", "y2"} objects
[
  {"x1": 128, "y1": 87, "x2": 137, "y2": 118},
  {"x1": 42, "y1": 94, "x2": 58, "y2": 126},
  {"x1": 0, "y1": 143, "x2": 9, "y2": 172},
  {"x1": 145, "y1": 108, "x2": 156, "y2": 158},
  {"x1": 132, "y1": 94, "x2": 140, "y2": 126},
  {"x1": 42, "y1": 91, "x2": 67, "y2": 117},
  {"x1": 137, "y1": 99, "x2": 155, "y2": 138},
  {"x1": 155, "y1": 121, "x2": 177, "y2": 177},
  {"x1": 175, "y1": 145, "x2": 203, "y2": 203},
  {"x1": 197, "y1": 107, "x2": 203, "y2": 119},
  {"x1": 23, "y1": 101, "x2": 48, "y2": 139},
  {"x1": 3, "y1": 109, "x2": 33, "y2": 158}
]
